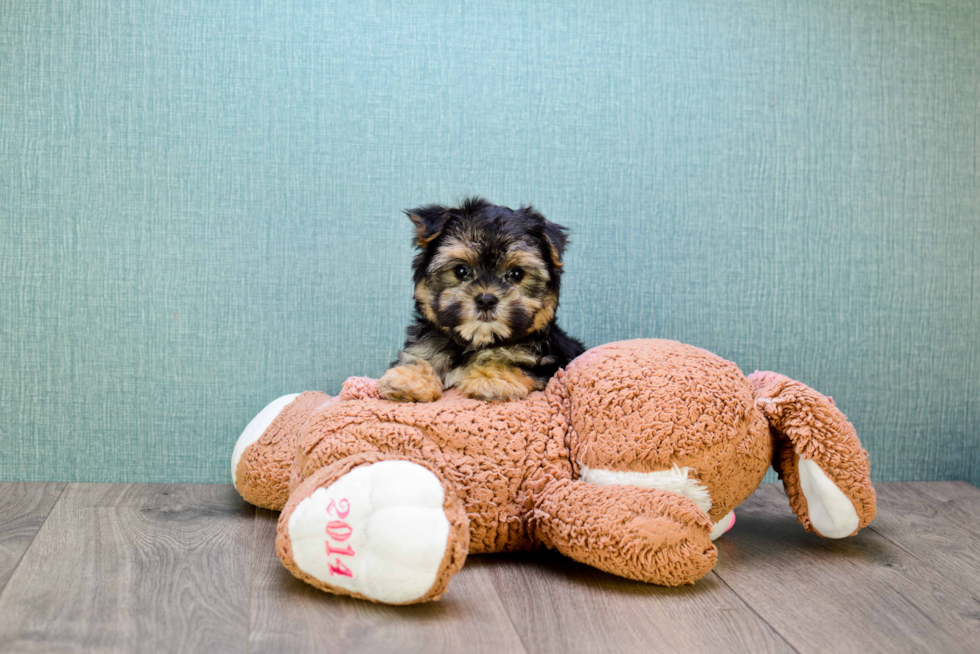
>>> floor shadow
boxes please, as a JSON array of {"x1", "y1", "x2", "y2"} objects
[
  {"x1": 716, "y1": 510, "x2": 893, "y2": 565},
  {"x1": 471, "y1": 550, "x2": 726, "y2": 599}
]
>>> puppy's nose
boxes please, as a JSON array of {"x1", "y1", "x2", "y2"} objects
[{"x1": 475, "y1": 293, "x2": 498, "y2": 310}]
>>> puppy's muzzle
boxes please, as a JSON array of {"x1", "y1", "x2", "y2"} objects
[
  {"x1": 475, "y1": 293, "x2": 498, "y2": 310},
  {"x1": 474, "y1": 293, "x2": 498, "y2": 321}
]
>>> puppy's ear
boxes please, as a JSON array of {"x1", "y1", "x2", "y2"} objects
[
  {"x1": 405, "y1": 204, "x2": 451, "y2": 248},
  {"x1": 522, "y1": 206, "x2": 569, "y2": 269}
]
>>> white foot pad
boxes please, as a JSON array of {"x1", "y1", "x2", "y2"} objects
[
  {"x1": 798, "y1": 458, "x2": 860, "y2": 538},
  {"x1": 287, "y1": 460, "x2": 451, "y2": 604},
  {"x1": 709, "y1": 511, "x2": 736, "y2": 541}
]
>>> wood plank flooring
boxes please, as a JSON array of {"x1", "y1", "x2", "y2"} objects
[
  {"x1": 0, "y1": 482, "x2": 977, "y2": 653},
  {"x1": 0, "y1": 483, "x2": 65, "y2": 593}
]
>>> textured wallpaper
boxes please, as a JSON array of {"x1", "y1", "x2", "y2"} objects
[{"x1": 1, "y1": 0, "x2": 977, "y2": 484}]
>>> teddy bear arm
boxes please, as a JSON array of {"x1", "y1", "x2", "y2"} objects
[
  {"x1": 749, "y1": 371, "x2": 876, "y2": 538},
  {"x1": 531, "y1": 479, "x2": 718, "y2": 586},
  {"x1": 233, "y1": 391, "x2": 334, "y2": 510},
  {"x1": 232, "y1": 378, "x2": 392, "y2": 510}
]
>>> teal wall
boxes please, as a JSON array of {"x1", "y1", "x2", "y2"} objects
[{"x1": 2, "y1": 0, "x2": 978, "y2": 484}]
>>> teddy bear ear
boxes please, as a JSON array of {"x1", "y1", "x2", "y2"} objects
[
  {"x1": 521, "y1": 205, "x2": 569, "y2": 269},
  {"x1": 405, "y1": 204, "x2": 452, "y2": 248}
]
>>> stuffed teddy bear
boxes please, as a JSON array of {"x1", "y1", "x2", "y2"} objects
[{"x1": 231, "y1": 339, "x2": 875, "y2": 605}]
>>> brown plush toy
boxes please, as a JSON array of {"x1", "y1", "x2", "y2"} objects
[{"x1": 232, "y1": 339, "x2": 875, "y2": 604}]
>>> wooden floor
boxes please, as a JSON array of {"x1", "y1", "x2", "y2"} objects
[{"x1": 1, "y1": 482, "x2": 978, "y2": 653}]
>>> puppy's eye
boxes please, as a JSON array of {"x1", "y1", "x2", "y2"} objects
[
  {"x1": 507, "y1": 268, "x2": 524, "y2": 283},
  {"x1": 453, "y1": 265, "x2": 470, "y2": 280}
]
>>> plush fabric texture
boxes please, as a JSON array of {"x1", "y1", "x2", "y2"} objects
[
  {"x1": 290, "y1": 384, "x2": 569, "y2": 554},
  {"x1": 235, "y1": 391, "x2": 334, "y2": 511},
  {"x1": 561, "y1": 340, "x2": 773, "y2": 522},
  {"x1": 234, "y1": 338, "x2": 876, "y2": 603},
  {"x1": 531, "y1": 479, "x2": 717, "y2": 585},
  {"x1": 748, "y1": 371, "x2": 876, "y2": 537}
]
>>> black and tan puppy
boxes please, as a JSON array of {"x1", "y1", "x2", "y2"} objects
[{"x1": 380, "y1": 198, "x2": 585, "y2": 403}]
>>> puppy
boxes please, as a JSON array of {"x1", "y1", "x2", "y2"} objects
[{"x1": 379, "y1": 197, "x2": 585, "y2": 403}]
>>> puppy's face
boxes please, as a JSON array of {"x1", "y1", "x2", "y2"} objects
[{"x1": 408, "y1": 198, "x2": 568, "y2": 347}]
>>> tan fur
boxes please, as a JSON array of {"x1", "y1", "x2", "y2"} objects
[
  {"x1": 413, "y1": 282, "x2": 441, "y2": 325},
  {"x1": 451, "y1": 362, "x2": 543, "y2": 402},
  {"x1": 409, "y1": 213, "x2": 442, "y2": 247},
  {"x1": 529, "y1": 295, "x2": 557, "y2": 333},
  {"x1": 547, "y1": 243, "x2": 564, "y2": 268},
  {"x1": 429, "y1": 240, "x2": 479, "y2": 271},
  {"x1": 454, "y1": 315, "x2": 512, "y2": 345},
  {"x1": 502, "y1": 248, "x2": 548, "y2": 276},
  {"x1": 443, "y1": 284, "x2": 514, "y2": 345},
  {"x1": 378, "y1": 360, "x2": 444, "y2": 403}
]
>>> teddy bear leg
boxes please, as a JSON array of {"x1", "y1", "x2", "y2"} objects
[
  {"x1": 749, "y1": 371, "x2": 876, "y2": 538},
  {"x1": 276, "y1": 452, "x2": 469, "y2": 604},
  {"x1": 577, "y1": 465, "x2": 738, "y2": 541},
  {"x1": 532, "y1": 479, "x2": 717, "y2": 586}
]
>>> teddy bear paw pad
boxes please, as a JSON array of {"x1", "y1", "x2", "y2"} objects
[
  {"x1": 286, "y1": 460, "x2": 452, "y2": 603},
  {"x1": 709, "y1": 511, "x2": 735, "y2": 540},
  {"x1": 798, "y1": 458, "x2": 860, "y2": 538}
]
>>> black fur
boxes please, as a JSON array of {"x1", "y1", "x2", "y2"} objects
[{"x1": 399, "y1": 320, "x2": 584, "y2": 386}]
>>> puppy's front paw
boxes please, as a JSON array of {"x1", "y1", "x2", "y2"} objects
[
  {"x1": 455, "y1": 366, "x2": 541, "y2": 403},
  {"x1": 379, "y1": 362, "x2": 443, "y2": 403}
]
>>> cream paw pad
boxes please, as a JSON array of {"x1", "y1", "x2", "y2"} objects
[
  {"x1": 796, "y1": 458, "x2": 860, "y2": 538},
  {"x1": 276, "y1": 458, "x2": 470, "y2": 604}
]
